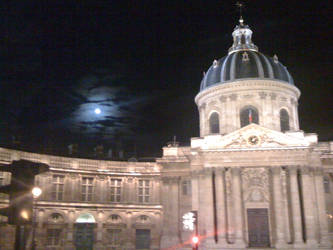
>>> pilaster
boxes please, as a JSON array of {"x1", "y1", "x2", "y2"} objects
[
  {"x1": 288, "y1": 167, "x2": 305, "y2": 247},
  {"x1": 200, "y1": 168, "x2": 215, "y2": 246},
  {"x1": 214, "y1": 168, "x2": 228, "y2": 247},
  {"x1": 314, "y1": 168, "x2": 332, "y2": 248},
  {"x1": 272, "y1": 167, "x2": 287, "y2": 248},
  {"x1": 231, "y1": 167, "x2": 246, "y2": 247},
  {"x1": 300, "y1": 167, "x2": 317, "y2": 247}
]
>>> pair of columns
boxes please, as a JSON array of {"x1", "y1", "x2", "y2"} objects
[
  {"x1": 199, "y1": 166, "x2": 331, "y2": 249},
  {"x1": 200, "y1": 167, "x2": 245, "y2": 248},
  {"x1": 273, "y1": 166, "x2": 330, "y2": 248}
]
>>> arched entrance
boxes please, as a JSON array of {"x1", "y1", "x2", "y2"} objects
[{"x1": 74, "y1": 213, "x2": 96, "y2": 250}]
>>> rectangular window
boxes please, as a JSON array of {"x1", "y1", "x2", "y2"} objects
[
  {"x1": 107, "y1": 228, "x2": 121, "y2": 245},
  {"x1": 51, "y1": 175, "x2": 64, "y2": 201},
  {"x1": 136, "y1": 229, "x2": 150, "y2": 249},
  {"x1": 110, "y1": 179, "x2": 122, "y2": 202},
  {"x1": 138, "y1": 180, "x2": 150, "y2": 203},
  {"x1": 82, "y1": 177, "x2": 94, "y2": 201},
  {"x1": 47, "y1": 228, "x2": 62, "y2": 246},
  {"x1": 182, "y1": 180, "x2": 192, "y2": 196}
]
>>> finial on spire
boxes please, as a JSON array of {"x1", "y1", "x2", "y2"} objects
[{"x1": 236, "y1": 1, "x2": 245, "y2": 25}]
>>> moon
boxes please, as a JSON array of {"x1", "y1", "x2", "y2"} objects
[{"x1": 94, "y1": 108, "x2": 101, "y2": 114}]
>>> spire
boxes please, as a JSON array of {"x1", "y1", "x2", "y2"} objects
[
  {"x1": 236, "y1": 2, "x2": 244, "y2": 25},
  {"x1": 228, "y1": 3, "x2": 258, "y2": 54}
]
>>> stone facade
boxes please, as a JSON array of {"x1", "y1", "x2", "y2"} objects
[{"x1": 0, "y1": 17, "x2": 333, "y2": 250}]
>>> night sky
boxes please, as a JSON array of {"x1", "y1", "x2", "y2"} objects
[{"x1": 0, "y1": 1, "x2": 332, "y2": 158}]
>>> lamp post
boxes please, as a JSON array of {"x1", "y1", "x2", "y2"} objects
[{"x1": 31, "y1": 187, "x2": 42, "y2": 250}]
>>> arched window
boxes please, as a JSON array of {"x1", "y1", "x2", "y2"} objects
[
  {"x1": 240, "y1": 106, "x2": 259, "y2": 127},
  {"x1": 280, "y1": 109, "x2": 290, "y2": 132},
  {"x1": 209, "y1": 112, "x2": 220, "y2": 134}
]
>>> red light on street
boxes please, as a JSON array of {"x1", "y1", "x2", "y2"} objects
[{"x1": 192, "y1": 235, "x2": 199, "y2": 244}]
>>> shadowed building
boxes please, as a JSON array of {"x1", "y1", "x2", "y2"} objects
[{"x1": 0, "y1": 17, "x2": 332, "y2": 250}]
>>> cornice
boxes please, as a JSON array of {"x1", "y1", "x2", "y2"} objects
[{"x1": 195, "y1": 79, "x2": 300, "y2": 104}]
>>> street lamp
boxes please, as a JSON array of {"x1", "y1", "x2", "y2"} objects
[{"x1": 31, "y1": 187, "x2": 42, "y2": 250}]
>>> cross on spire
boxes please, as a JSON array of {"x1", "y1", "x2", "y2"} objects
[{"x1": 236, "y1": 1, "x2": 245, "y2": 24}]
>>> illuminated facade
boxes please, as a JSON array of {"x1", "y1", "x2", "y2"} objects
[{"x1": 0, "y1": 18, "x2": 333, "y2": 250}]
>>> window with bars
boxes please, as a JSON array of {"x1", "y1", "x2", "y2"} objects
[
  {"x1": 138, "y1": 180, "x2": 150, "y2": 203},
  {"x1": 106, "y1": 228, "x2": 121, "y2": 245},
  {"x1": 82, "y1": 177, "x2": 94, "y2": 201},
  {"x1": 47, "y1": 228, "x2": 62, "y2": 246},
  {"x1": 51, "y1": 175, "x2": 64, "y2": 201},
  {"x1": 110, "y1": 179, "x2": 122, "y2": 202}
]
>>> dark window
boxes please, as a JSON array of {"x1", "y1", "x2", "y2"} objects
[
  {"x1": 240, "y1": 106, "x2": 259, "y2": 127},
  {"x1": 0, "y1": 172, "x2": 4, "y2": 186},
  {"x1": 241, "y1": 34, "x2": 246, "y2": 44},
  {"x1": 47, "y1": 228, "x2": 62, "y2": 246},
  {"x1": 182, "y1": 180, "x2": 192, "y2": 196},
  {"x1": 106, "y1": 228, "x2": 121, "y2": 245},
  {"x1": 280, "y1": 109, "x2": 290, "y2": 132},
  {"x1": 324, "y1": 176, "x2": 330, "y2": 193},
  {"x1": 136, "y1": 229, "x2": 150, "y2": 249},
  {"x1": 209, "y1": 112, "x2": 220, "y2": 134}
]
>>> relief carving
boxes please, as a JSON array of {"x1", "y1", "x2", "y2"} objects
[
  {"x1": 229, "y1": 94, "x2": 237, "y2": 101},
  {"x1": 270, "y1": 93, "x2": 277, "y2": 100},
  {"x1": 219, "y1": 95, "x2": 227, "y2": 103},
  {"x1": 242, "y1": 168, "x2": 269, "y2": 203},
  {"x1": 259, "y1": 92, "x2": 267, "y2": 99},
  {"x1": 208, "y1": 100, "x2": 217, "y2": 107}
]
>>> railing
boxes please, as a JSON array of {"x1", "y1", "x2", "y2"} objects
[{"x1": 0, "y1": 147, "x2": 161, "y2": 173}]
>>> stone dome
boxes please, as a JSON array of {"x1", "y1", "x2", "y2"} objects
[{"x1": 200, "y1": 19, "x2": 294, "y2": 91}]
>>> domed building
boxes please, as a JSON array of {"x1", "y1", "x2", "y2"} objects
[
  {"x1": 158, "y1": 17, "x2": 333, "y2": 249},
  {"x1": 0, "y1": 17, "x2": 332, "y2": 250}
]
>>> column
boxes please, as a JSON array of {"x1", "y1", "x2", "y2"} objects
[
  {"x1": 288, "y1": 167, "x2": 305, "y2": 246},
  {"x1": 300, "y1": 167, "x2": 317, "y2": 247},
  {"x1": 314, "y1": 168, "x2": 332, "y2": 247},
  {"x1": 160, "y1": 177, "x2": 180, "y2": 248},
  {"x1": 272, "y1": 167, "x2": 286, "y2": 247},
  {"x1": 229, "y1": 94, "x2": 237, "y2": 131},
  {"x1": 215, "y1": 168, "x2": 228, "y2": 246},
  {"x1": 202, "y1": 169, "x2": 215, "y2": 246},
  {"x1": 231, "y1": 167, "x2": 245, "y2": 247}
]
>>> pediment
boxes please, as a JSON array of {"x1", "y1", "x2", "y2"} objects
[{"x1": 193, "y1": 124, "x2": 312, "y2": 150}]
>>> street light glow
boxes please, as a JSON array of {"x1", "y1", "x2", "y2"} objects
[
  {"x1": 20, "y1": 210, "x2": 29, "y2": 220},
  {"x1": 192, "y1": 235, "x2": 199, "y2": 244},
  {"x1": 32, "y1": 187, "x2": 42, "y2": 198}
]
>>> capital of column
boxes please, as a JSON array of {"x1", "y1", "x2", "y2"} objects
[
  {"x1": 230, "y1": 167, "x2": 241, "y2": 175},
  {"x1": 313, "y1": 167, "x2": 324, "y2": 176},
  {"x1": 211, "y1": 168, "x2": 226, "y2": 176},
  {"x1": 271, "y1": 166, "x2": 282, "y2": 175},
  {"x1": 300, "y1": 166, "x2": 314, "y2": 175},
  {"x1": 201, "y1": 167, "x2": 214, "y2": 176},
  {"x1": 287, "y1": 166, "x2": 299, "y2": 174}
]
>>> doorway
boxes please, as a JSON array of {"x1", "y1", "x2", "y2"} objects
[
  {"x1": 74, "y1": 213, "x2": 95, "y2": 250},
  {"x1": 247, "y1": 208, "x2": 270, "y2": 247}
]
